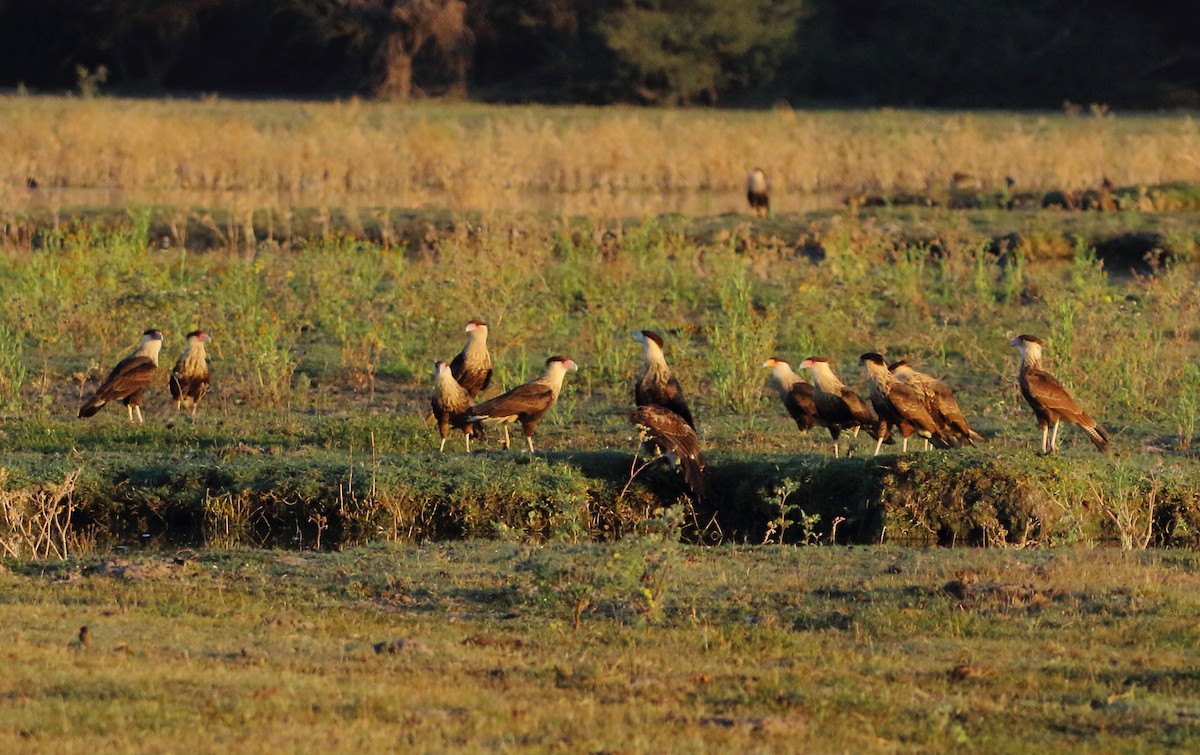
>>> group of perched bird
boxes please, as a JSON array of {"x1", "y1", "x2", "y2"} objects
[
  {"x1": 427, "y1": 320, "x2": 1108, "y2": 505},
  {"x1": 77, "y1": 329, "x2": 211, "y2": 423},
  {"x1": 78, "y1": 319, "x2": 1107, "y2": 505}
]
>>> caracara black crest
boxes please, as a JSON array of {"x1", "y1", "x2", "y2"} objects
[{"x1": 450, "y1": 320, "x2": 492, "y2": 399}]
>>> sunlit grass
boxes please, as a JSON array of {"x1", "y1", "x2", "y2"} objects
[{"x1": 3, "y1": 543, "x2": 1200, "y2": 751}]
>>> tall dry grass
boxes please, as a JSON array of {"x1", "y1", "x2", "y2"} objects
[{"x1": 3, "y1": 96, "x2": 1199, "y2": 216}]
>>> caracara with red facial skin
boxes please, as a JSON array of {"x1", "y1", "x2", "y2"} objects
[
  {"x1": 79, "y1": 329, "x2": 164, "y2": 423},
  {"x1": 632, "y1": 330, "x2": 695, "y2": 430},
  {"x1": 169, "y1": 330, "x2": 211, "y2": 419},
  {"x1": 431, "y1": 360, "x2": 477, "y2": 452},
  {"x1": 1010, "y1": 335, "x2": 1108, "y2": 453},
  {"x1": 859, "y1": 353, "x2": 950, "y2": 454},
  {"x1": 466, "y1": 356, "x2": 578, "y2": 453},
  {"x1": 797, "y1": 356, "x2": 885, "y2": 457},
  {"x1": 763, "y1": 357, "x2": 823, "y2": 434},
  {"x1": 450, "y1": 320, "x2": 493, "y2": 399}
]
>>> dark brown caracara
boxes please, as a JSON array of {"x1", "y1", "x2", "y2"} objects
[
  {"x1": 431, "y1": 360, "x2": 477, "y2": 452},
  {"x1": 78, "y1": 329, "x2": 164, "y2": 423},
  {"x1": 889, "y1": 360, "x2": 984, "y2": 447},
  {"x1": 169, "y1": 330, "x2": 211, "y2": 419},
  {"x1": 1010, "y1": 335, "x2": 1108, "y2": 453},
  {"x1": 797, "y1": 357, "x2": 885, "y2": 457},
  {"x1": 747, "y1": 168, "x2": 770, "y2": 219},
  {"x1": 632, "y1": 330, "x2": 695, "y2": 430},
  {"x1": 859, "y1": 353, "x2": 949, "y2": 454},
  {"x1": 450, "y1": 320, "x2": 493, "y2": 399},
  {"x1": 466, "y1": 356, "x2": 578, "y2": 453},
  {"x1": 763, "y1": 357, "x2": 823, "y2": 433},
  {"x1": 631, "y1": 405, "x2": 708, "y2": 502}
]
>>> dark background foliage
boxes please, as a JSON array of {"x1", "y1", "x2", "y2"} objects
[{"x1": 1, "y1": 0, "x2": 1197, "y2": 107}]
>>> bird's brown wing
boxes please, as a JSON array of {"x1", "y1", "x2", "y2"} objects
[
  {"x1": 933, "y1": 382, "x2": 980, "y2": 444},
  {"x1": 95, "y1": 356, "x2": 157, "y2": 402},
  {"x1": 1023, "y1": 368, "x2": 1090, "y2": 422},
  {"x1": 784, "y1": 382, "x2": 821, "y2": 430},
  {"x1": 631, "y1": 405, "x2": 708, "y2": 501},
  {"x1": 471, "y1": 381, "x2": 555, "y2": 420},
  {"x1": 887, "y1": 383, "x2": 943, "y2": 438},
  {"x1": 636, "y1": 374, "x2": 695, "y2": 429},
  {"x1": 838, "y1": 387, "x2": 877, "y2": 426}
]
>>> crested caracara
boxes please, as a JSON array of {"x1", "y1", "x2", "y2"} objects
[
  {"x1": 798, "y1": 356, "x2": 885, "y2": 457},
  {"x1": 889, "y1": 360, "x2": 984, "y2": 447},
  {"x1": 763, "y1": 357, "x2": 823, "y2": 434},
  {"x1": 747, "y1": 168, "x2": 770, "y2": 219},
  {"x1": 1010, "y1": 335, "x2": 1108, "y2": 453},
  {"x1": 78, "y1": 329, "x2": 164, "y2": 423},
  {"x1": 450, "y1": 319, "x2": 493, "y2": 399},
  {"x1": 169, "y1": 330, "x2": 211, "y2": 419},
  {"x1": 432, "y1": 360, "x2": 476, "y2": 452},
  {"x1": 632, "y1": 330, "x2": 695, "y2": 430},
  {"x1": 466, "y1": 356, "x2": 578, "y2": 453},
  {"x1": 859, "y1": 353, "x2": 949, "y2": 454},
  {"x1": 631, "y1": 404, "x2": 708, "y2": 502}
]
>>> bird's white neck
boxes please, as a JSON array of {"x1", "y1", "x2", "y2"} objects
[
  {"x1": 137, "y1": 339, "x2": 163, "y2": 366},
  {"x1": 771, "y1": 362, "x2": 801, "y2": 392},
  {"x1": 863, "y1": 360, "x2": 896, "y2": 390},
  {"x1": 1019, "y1": 342, "x2": 1045, "y2": 370},
  {"x1": 541, "y1": 363, "x2": 571, "y2": 398},
  {"x1": 807, "y1": 362, "x2": 845, "y2": 393}
]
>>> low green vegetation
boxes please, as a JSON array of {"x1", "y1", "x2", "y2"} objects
[
  {"x1": 4, "y1": 543, "x2": 1200, "y2": 751},
  {"x1": 0, "y1": 203, "x2": 1195, "y2": 552}
]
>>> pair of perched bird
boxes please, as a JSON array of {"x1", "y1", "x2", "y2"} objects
[
  {"x1": 431, "y1": 320, "x2": 578, "y2": 454},
  {"x1": 764, "y1": 335, "x2": 1107, "y2": 457},
  {"x1": 764, "y1": 355, "x2": 981, "y2": 457},
  {"x1": 78, "y1": 329, "x2": 211, "y2": 422}
]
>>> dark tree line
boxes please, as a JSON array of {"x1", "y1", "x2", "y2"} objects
[{"x1": 1, "y1": 0, "x2": 1197, "y2": 107}]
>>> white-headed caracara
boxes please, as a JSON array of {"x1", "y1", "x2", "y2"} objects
[
  {"x1": 889, "y1": 360, "x2": 984, "y2": 447},
  {"x1": 798, "y1": 356, "x2": 886, "y2": 457},
  {"x1": 1010, "y1": 335, "x2": 1108, "y2": 453},
  {"x1": 78, "y1": 329, "x2": 164, "y2": 423},
  {"x1": 466, "y1": 356, "x2": 578, "y2": 453},
  {"x1": 432, "y1": 360, "x2": 477, "y2": 452},
  {"x1": 632, "y1": 330, "x2": 695, "y2": 430},
  {"x1": 747, "y1": 168, "x2": 770, "y2": 219},
  {"x1": 859, "y1": 353, "x2": 950, "y2": 454},
  {"x1": 450, "y1": 319, "x2": 493, "y2": 399},
  {"x1": 763, "y1": 357, "x2": 823, "y2": 434},
  {"x1": 631, "y1": 404, "x2": 709, "y2": 503},
  {"x1": 169, "y1": 329, "x2": 211, "y2": 419}
]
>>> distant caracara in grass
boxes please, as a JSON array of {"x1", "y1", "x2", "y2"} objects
[
  {"x1": 631, "y1": 404, "x2": 708, "y2": 502},
  {"x1": 859, "y1": 353, "x2": 949, "y2": 454},
  {"x1": 450, "y1": 320, "x2": 493, "y2": 399},
  {"x1": 1010, "y1": 335, "x2": 1108, "y2": 453},
  {"x1": 431, "y1": 360, "x2": 477, "y2": 452},
  {"x1": 466, "y1": 356, "x2": 577, "y2": 453},
  {"x1": 889, "y1": 360, "x2": 984, "y2": 447},
  {"x1": 169, "y1": 330, "x2": 211, "y2": 420},
  {"x1": 747, "y1": 168, "x2": 770, "y2": 219},
  {"x1": 798, "y1": 356, "x2": 885, "y2": 457},
  {"x1": 763, "y1": 357, "x2": 823, "y2": 434},
  {"x1": 78, "y1": 329, "x2": 164, "y2": 423},
  {"x1": 632, "y1": 330, "x2": 695, "y2": 430}
]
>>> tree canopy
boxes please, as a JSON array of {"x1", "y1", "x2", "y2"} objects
[{"x1": 0, "y1": 0, "x2": 1196, "y2": 108}]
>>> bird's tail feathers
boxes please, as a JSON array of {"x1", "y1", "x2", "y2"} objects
[
  {"x1": 1083, "y1": 421, "x2": 1109, "y2": 451},
  {"x1": 78, "y1": 396, "x2": 104, "y2": 418}
]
